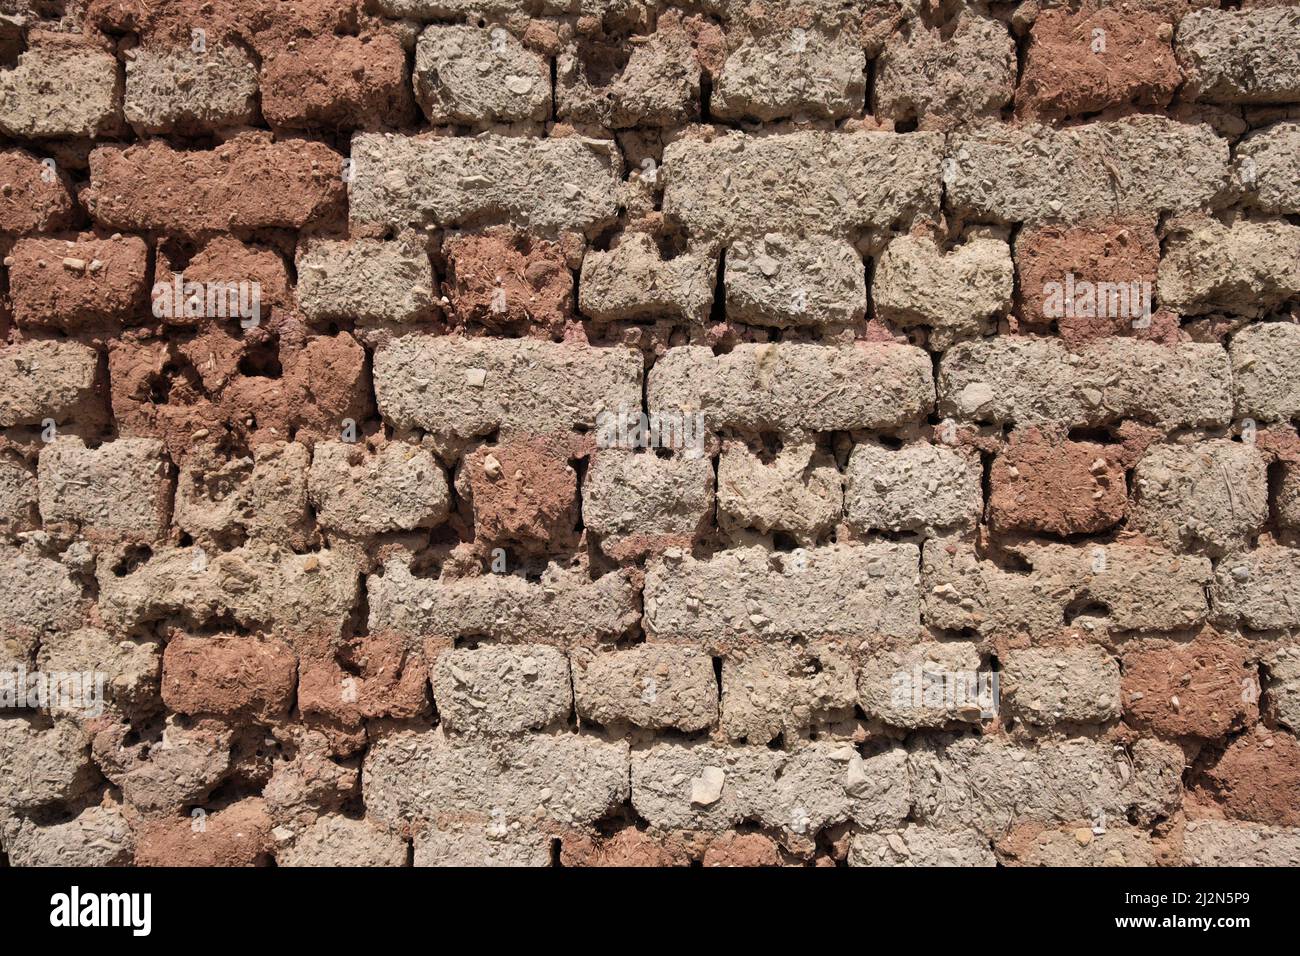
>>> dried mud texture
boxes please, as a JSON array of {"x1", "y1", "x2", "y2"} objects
[{"x1": 2, "y1": 0, "x2": 1300, "y2": 870}]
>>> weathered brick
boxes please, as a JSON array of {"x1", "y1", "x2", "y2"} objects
[
  {"x1": 724, "y1": 234, "x2": 865, "y2": 329},
  {"x1": 2, "y1": 803, "x2": 134, "y2": 867},
  {"x1": 124, "y1": 44, "x2": 258, "y2": 134},
  {"x1": 1176, "y1": 7, "x2": 1300, "y2": 104},
  {"x1": 0, "y1": 36, "x2": 121, "y2": 139},
  {"x1": 987, "y1": 428, "x2": 1126, "y2": 536},
  {"x1": 873, "y1": 234, "x2": 1013, "y2": 349},
  {"x1": 1158, "y1": 216, "x2": 1300, "y2": 317},
  {"x1": 849, "y1": 826, "x2": 995, "y2": 867},
  {"x1": 923, "y1": 537, "x2": 1211, "y2": 636},
  {"x1": 297, "y1": 632, "x2": 429, "y2": 728},
  {"x1": 0, "y1": 339, "x2": 102, "y2": 428},
  {"x1": 0, "y1": 148, "x2": 76, "y2": 235},
  {"x1": 175, "y1": 442, "x2": 315, "y2": 550},
  {"x1": 413, "y1": 823, "x2": 550, "y2": 867},
  {"x1": 414, "y1": 25, "x2": 550, "y2": 125},
  {"x1": 661, "y1": 130, "x2": 942, "y2": 248},
  {"x1": 430, "y1": 644, "x2": 572, "y2": 735},
  {"x1": 278, "y1": 815, "x2": 408, "y2": 867},
  {"x1": 945, "y1": 116, "x2": 1229, "y2": 224},
  {"x1": 115, "y1": 717, "x2": 233, "y2": 816},
  {"x1": 631, "y1": 741, "x2": 910, "y2": 834},
  {"x1": 938, "y1": 337, "x2": 1233, "y2": 428},
  {"x1": 1018, "y1": 9, "x2": 1179, "y2": 120},
  {"x1": 582, "y1": 450, "x2": 713, "y2": 561},
  {"x1": 363, "y1": 728, "x2": 629, "y2": 828},
  {"x1": 261, "y1": 33, "x2": 411, "y2": 130},
  {"x1": 135, "y1": 798, "x2": 273, "y2": 866},
  {"x1": 349, "y1": 132, "x2": 620, "y2": 237},
  {"x1": 160, "y1": 631, "x2": 295, "y2": 722},
  {"x1": 0, "y1": 717, "x2": 95, "y2": 812},
  {"x1": 909, "y1": 736, "x2": 1182, "y2": 836},
  {"x1": 0, "y1": 457, "x2": 38, "y2": 538},
  {"x1": 10, "y1": 234, "x2": 149, "y2": 330},
  {"x1": 1002, "y1": 645, "x2": 1121, "y2": 727},
  {"x1": 368, "y1": 556, "x2": 639, "y2": 651},
  {"x1": 308, "y1": 440, "x2": 449, "y2": 537},
  {"x1": 573, "y1": 645, "x2": 718, "y2": 732},
  {"x1": 442, "y1": 229, "x2": 573, "y2": 334},
  {"x1": 715, "y1": 438, "x2": 843, "y2": 544},
  {"x1": 577, "y1": 233, "x2": 715, "y2": 325},
  {"x1": 1183, "y1": 820, "x2": 1300, "y2": 866},
  {"x1": 457, "y1": 437, "x2": 579, "y2": 554},
  {"x1": 722, "y1": 642, "x2": 857, "y2": 743},
  {"x1": 373, "y1": 335, "x2": 641, "y2": 451},
  {"x1": 0, "y1": 545, "x2": 85, "y2": 665},
  {"x1": 997, "y1": 822, "x2": 1159, "y2": 867},
  {"x1": 647, "y1": 343, "x2": 934, "y2": 434},
  {"x1": 38, "y1": 437, "x2": 172, "y2": 541},
  {"x1": 556, "y1": 12, "x2": 699, "y2": 128},
  {"x1": 875, "y1": 16, "x2": 1015, "y2": 128},
  {"x1": 296, "y1": 240, "x2": 434, "y2": 325},
  {"x1": 1123, "y1": 637, "x2": 1257, "y2": 738},
  {"x1": 1264, "y1": 646, "x2": 1300, "y2": 734},
  {"x1": 1229, "y1": 322, "x2": 1300, "y2": 422},
  {"x1": 845, "y1": 441, "x2": 981, "y2": 534},
  {"x1": 1238, "y1": 121, "x2": 1300, "y2": 214},
  {"x1": 1213, "y1": 546, "x2": 1300, "y2": 630},
  {"x1": 644, "y1": 543, "x2": 921, "y2": 649},
  {"x1": 1013, "y1": 218, "x2": 1162, "y2": 345},
  {"x1": 1199, "y1": 728, "x2": 1300, "y2": 826},
  {"x1": 712, "y1": 30, "x2": 864, "y2": 122},
  {"x1": 97, "y1": 543, "x2": 360, "y2": 658},
  {"x1": 85, "y1": 135, "x2": 345, "y2": 236},
  {"x1": 37, "y1": 626, "x2": 160, "y2": 718},
  {"x1": 857, "y1": 641, "x2": 987, "y2": 730},
  {"x1": 1131, "y1": 440, "x2": 1268, "y2": 555}
]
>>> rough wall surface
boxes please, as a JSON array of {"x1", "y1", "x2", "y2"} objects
[{"x1": 1, "y1": 0, "x2": 1299, "y2": 868}]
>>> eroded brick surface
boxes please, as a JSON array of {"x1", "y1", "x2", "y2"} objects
[{"x1": 3, "y1": 0, "x2": 1299, "y2": 872}]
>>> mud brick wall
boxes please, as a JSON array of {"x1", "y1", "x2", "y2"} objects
[{"x1": 2, "y1": 0, "x2": 1300, "y2": 868}]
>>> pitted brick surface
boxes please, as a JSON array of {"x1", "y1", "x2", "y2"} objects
[{"x1": 2, "y1": 0, "x2": 1299, "y2": 870}]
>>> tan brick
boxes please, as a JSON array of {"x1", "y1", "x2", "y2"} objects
[
  {"x1": 662, "y1": 130, "x2": 942, "y2": 247},
  {"x1": 909, "y1": 736, "x2": 1182, "y2": 836},
  {"x1": 645, "y1": 543, "x2": 921, "y2": 649},
  {"x1": 373, "y1": 336, "x2": 641, "y2": 452},
  {"x1": 582, "y1": 450, "x2": 713, "y2": 561},
  {"x1": 845, "y1": 441, "x2": 981, "y2": 534},
  {"x1": 631, "y1": 742, "x2": 910, "y2": 835},
  {"x1": 573, "y1": 645, "x2": 717, "y2": 732},
  {"x1": 296, "y1": 240, "x2": 434, "y2": 325},
  {"x1": 308, "y1": 440, "x2": 449, "y2": 537},
  {"x1": 923, "y1": 537, "x2": 1211, "y2": 636},
  {"x1": 715, "y1": 437, "x2": 843, "y2": 544},
  {"x1": 1176, "y1": 7, "x2": 1300, "y2": 104},
  {"x1": 430, "y1": 644, "x2": 571, "y2": 735},
  {"x1": 648, "y1": 343, "x2": 934, "y2": 434},
  {"x1": 368, "y1": 556, "x2": 639, "y2": 651},
  {"x1": 363, "y1": 728, "x2": 629, "y2": 828},
  {"x1": 349, "y1": 132, "x2": 620, "y2": 237},
  {"x1": 124, "y1": 44, "x2": 258, "y2": 134},
  {"x1": 38, "y1": 437, "x2": 172, "y2": 541},
  {"x1": 0, "y1": 36, "x2": 121, "y2": 139},
  {"x1": 722, "y1": 642, "x2": 857, "y2": 743},
  {"x1": 938, "y1": 337, "x2": 1233, "y2": 428},
  {"x1": 1002, "y1": 645, "x2": 1121, "y2": 727},
  {"x1": 0, "y1": 340, "x2": 102, "y2": 429}
]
